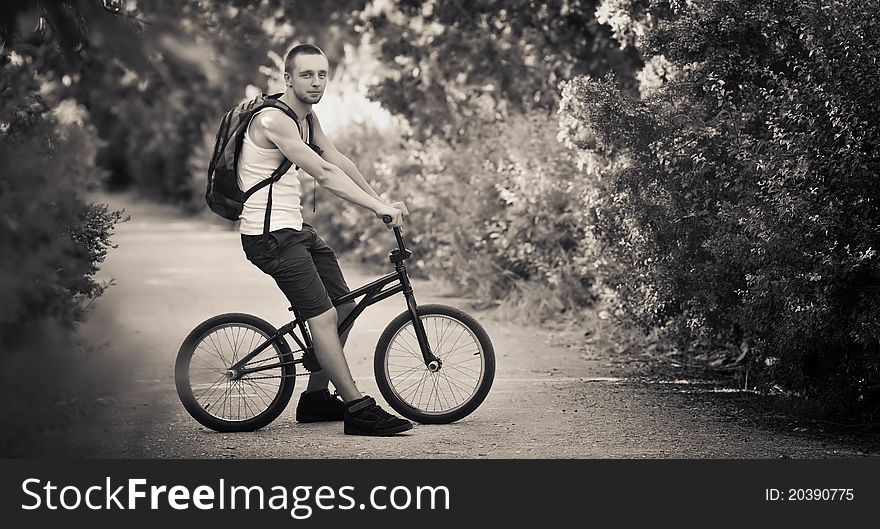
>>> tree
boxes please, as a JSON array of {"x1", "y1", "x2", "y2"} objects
[{"x1": 361, "y1": 0, "x2": 641, "y2": 140}]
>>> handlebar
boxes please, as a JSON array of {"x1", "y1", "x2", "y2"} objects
[{"x1": 381, "y1": 215, "x2": 408, "y2": 255}]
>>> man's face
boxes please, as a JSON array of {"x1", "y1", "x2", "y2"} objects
[{"x1": 287, "y1": 53, "x2": 329, "y2": 105}]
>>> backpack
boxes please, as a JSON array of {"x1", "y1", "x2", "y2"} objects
[{"x1": 205, "y1": 92, "x2": 324, "y2": 241}]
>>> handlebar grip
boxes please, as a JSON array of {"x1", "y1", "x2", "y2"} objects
[{"x1": 382, "y1": 214, "x2": 393, "y2": 224}]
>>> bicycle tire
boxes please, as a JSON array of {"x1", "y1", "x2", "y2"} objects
[
  {"x1": 374, "y1": 304, "x2": 495, "y2": 424},
  {"x1": 175, "y1": 313, "x2": 296, "y2": 432}
]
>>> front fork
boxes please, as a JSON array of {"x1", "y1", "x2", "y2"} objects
[{"x1": 394, "y1": 251, "x2": 441, "y2": 371}]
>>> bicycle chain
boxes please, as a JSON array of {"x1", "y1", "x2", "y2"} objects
[
  {"x1": 242, "y1": 372, "x2": 308, "y2": 380},
  {"x1": 240, "y1": 355, "x2": 310, "y2": 380}
]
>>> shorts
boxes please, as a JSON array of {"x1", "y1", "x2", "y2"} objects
[{"x1": 241, "y1": 224, "x2": 351, "y2": 319}]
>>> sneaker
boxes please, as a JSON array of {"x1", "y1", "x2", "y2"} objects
[
  {"x1": 296, "y1": 389, "x2": 345, "y2": 423},
  {"x1": 344, "y1": 396, "x2": 413, "y2": 436},
  {"x1": 301, "y1": 348, "x2": 322, "y2": 373}
]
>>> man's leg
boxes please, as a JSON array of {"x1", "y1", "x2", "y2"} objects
[
  {"x1": 305, "y1": 301, "x2": 356, "y2": 393},
  {"x1": 305, "y1": 303, "x2": 362, "y2": 402},
  {"x1": 303, "y1": 226, "x2": 358, "y2": 395},
  {"x1": 305, "y1": 302, "x2": 412, "y2": 435}
]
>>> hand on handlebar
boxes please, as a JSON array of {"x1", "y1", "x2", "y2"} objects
[
  {"x1": 388, "y1": 200, "x2": 409, "y2": 216},
  {"x1": 375, "y1": 203, "x2": 404, "y2": 228}
]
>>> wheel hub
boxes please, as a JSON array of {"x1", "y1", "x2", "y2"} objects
[{"x1": 427, "y1": 360, "x2": 441, "y2": 372}]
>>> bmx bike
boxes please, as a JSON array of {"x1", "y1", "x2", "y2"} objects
[{"x1": 174, "y1": 218, "x2": 496, "y2": 432}]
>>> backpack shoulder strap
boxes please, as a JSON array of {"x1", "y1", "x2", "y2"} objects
[
  {"x1": 236, "y1": 96, "x2": 300, "y2": 187},
  {"x1": 306, "y1": 114, "x2": 324, "y2": 156},
  {"x1": 259, "y1": 95, "x2": 323, "y2": 156},
  {"x1": 240, "y1": 158, "x2": 292, "y2": 200},
  {"x1": 259, "y1": 95, "x2": 303, "y2": 136}
]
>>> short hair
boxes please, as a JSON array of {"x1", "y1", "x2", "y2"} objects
[{"x1": 284, "y1": 43, "x2": 327, "y2": 74}]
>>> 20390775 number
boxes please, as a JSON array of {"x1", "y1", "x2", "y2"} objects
[{"x1": 787, "y1": 489, "x2": 854, "y2": 501}]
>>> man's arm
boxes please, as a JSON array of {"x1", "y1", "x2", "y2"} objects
[
  {"x1": 259, "y1": 111, "x2": 403, "y2": 225},
  {"x1": 308, "y1": 112, "x2": 394, "y2": 205},
  {"x1": 326, "y1": 149, "x2": 381, "y2": 200}
]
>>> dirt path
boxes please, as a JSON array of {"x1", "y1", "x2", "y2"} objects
[{"x1": 75, "y1": 193, "x2": 877, "y2": 459}]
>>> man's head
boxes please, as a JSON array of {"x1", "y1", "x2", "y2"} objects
[{"x1": 283, "y1": 43, "x2": 329, "y2": 106}]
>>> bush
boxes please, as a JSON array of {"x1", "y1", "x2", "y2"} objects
[
  {"x1": 1, "y1": 51, "x2": 124, "y2": 455},
  {"x1": 1, "y1": 69, "x2": 123, "y2": 344},
  {"x1": 310, "y1": 111, "x2": 599, "y2": 320},
  {"x1": 560, "y1": 0, "x2": 880, "y2": 412}
]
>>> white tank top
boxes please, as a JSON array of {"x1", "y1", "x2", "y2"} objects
[{"x1": 237, "y1": 107, "x2": 308, "y2": 235}]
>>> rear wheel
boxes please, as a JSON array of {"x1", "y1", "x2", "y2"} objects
[
  {"x1": 374, "y1": 304, "x2": 495, "y2": 424},
  {"x1": 174, "y1": 313, "x2": 295, "y2": 432}
]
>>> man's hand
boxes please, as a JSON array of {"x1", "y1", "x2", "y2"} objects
[
  {"x1": 374, "y1": 203, "x2": 405, "y2": 228},
  {"x1": 388, "y1": 200, "x2": 409, "y2": 216}
]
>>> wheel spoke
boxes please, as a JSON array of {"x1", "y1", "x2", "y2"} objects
[
  {"x1": 431, "y1": 374, "x2": 447, "y2": 411},
  {"x1": 443, "y1": 357, "x2": 483, "y2": 368},
  {"x1": 246, "y1": 330, "x2": 258, "y2": 357},
  {"x1": 196, "y1": 342, "x2": 228, "y2": 366},
  {"x1": 222, "y1": 327, "x2": 237, "y2": 364},
  {"x1": 189, "y1": 357, "x2": 227, "y2": 374},
  {"x1": 206, "y1": 333, "x2": 227, "y2": 363},
  {"x1": 441, "y1": 340, "x2": 479, "y2": 359},
  {"x1": 441, "y1": 326, "x2": 468, "y2": 360},
  {"x1": 239, "y1": 383, "x2": 256, "y2": 418},
  {"x1": 441, "y1": 370, "x2": 476, "y2": 396},
  {"x1": 435, "y1": 317, "x2": 453, "y2": 351},
  {"x1": 389, "y1": 365, "x2": 426, "y2": 381},
  {"x1": 244, "y1": 376, "x2": 278, "y2": 403},
  {"x1": 444, "y1": 363, "x2": 481, "y2": 381},
  {"x1": 398, "y1": 328, "x2": 421, "y2": 357},
  {"x1": 389, "y1": 344, "x2": 423, "y2": 362},
  {"x1": 194, "y1": 375, "x2": 227, "y2": 406},
  {"x1": 397, "y1": 369, "x2": 428, "y2": 400},
  {"x1": 440, "y1": 370, "x2": 466, "y2": 403},
  {"x1": 240, "y1": 378, "x2": 272, "y2": 410}
]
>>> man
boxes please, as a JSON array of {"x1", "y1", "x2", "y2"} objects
[{"x1": 238, "y1": 43, "x2": 412, "y2": 436}]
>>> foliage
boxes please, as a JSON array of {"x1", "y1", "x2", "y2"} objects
[
  {"x1": 6, "y1": 0, "x2": 365, "y2": 206},
  {"x1": 297, "y1": 0, "x2": 647, "y2": 319},
  {"x1": 309, "y1": 110, "x2": 599, "y2": 320},
  {"x1": 560, "y1": 0, "x2": 880, "y2": 411},
  {"x1": 0, "y1": 47, "x2": 124, "y2": 345},
  {"x1": 5, "y1": 1, "x2": 632, "y2": 324},
  {"x1": 361, "y1": 0, "x2": 641, "y2": 140},
  {"x1": 0, "y1": 0, "x2": 128, "y2": 455}
]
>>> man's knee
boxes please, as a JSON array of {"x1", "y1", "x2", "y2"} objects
[{"x1": 308, "y1": 306, "x2": 338, "y2": 329}]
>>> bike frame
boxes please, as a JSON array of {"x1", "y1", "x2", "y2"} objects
[{"x1": 229, "y1": 226, "x2": 438, "y2": 378}]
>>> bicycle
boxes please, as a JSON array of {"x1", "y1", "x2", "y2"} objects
[{"x1": 174, "y1": 218, "x2": 496, "y2": 432}]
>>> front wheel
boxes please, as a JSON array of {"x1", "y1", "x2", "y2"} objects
[
  {"x1": 175, "y1": 313, "x2": 296, "y2": 432},
  {"x1": 374, "y1": 304, "x2": 495, "y2": 424}
]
